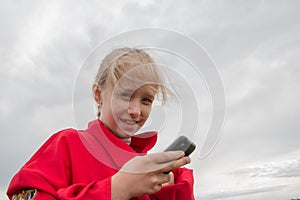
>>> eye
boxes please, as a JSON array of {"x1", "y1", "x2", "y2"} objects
[
  {"x1": 120, "y1": 92, "x2": 131, "y2": 101},
  {"x1": 141, "y1": 97, "x2": 153, "y2": 105}
]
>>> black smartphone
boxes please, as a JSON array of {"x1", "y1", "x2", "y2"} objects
[{"x1": 164, "y1": 136, "x2": 196, "y2": 156}]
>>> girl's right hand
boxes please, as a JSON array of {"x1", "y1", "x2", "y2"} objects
[{"x1": 111, "y1": 151, "x2": 190, "y2": 200}]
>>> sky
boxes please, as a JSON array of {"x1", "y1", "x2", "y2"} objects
[{"x1": 1, "y1": 0, "x2": 300, "y2": 199}]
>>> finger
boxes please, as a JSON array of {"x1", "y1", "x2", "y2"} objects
[
  {"x1": 158, "y1": 156, "x2": 191, "y2": 173},
  {"x1": 120, "y1": 151, "x2": 186, "y2": 174},
  {"x1": 158, "y1": 172, "x2": 171, "y2": 184},
  {"x1": 151, "y1": 152, "x2": 188, "y2": 173},
  {"x1": 153, "y1": 184, "x2": 162, "y2": 193},
  {"x1": 149, "y1": 173, "x2": 170, "y2": 190},
  {"x1": 148, "y1": 151, "x2": 185, "y2": 164},
  {"x1": 162, "y1": 172, "x2": 174, "y2": 186}
]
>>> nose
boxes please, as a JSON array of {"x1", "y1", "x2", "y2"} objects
[{"x1": 128, "y1": 98, "x2": 141, "y2": 117}]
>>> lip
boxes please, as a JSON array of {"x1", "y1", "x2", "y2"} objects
[
  {"x1": 119, "y1": 118, "x2": 140, "y2": 132},
  {"x1": 120, "y1": 118, "x2": 137, "y2": 125}
]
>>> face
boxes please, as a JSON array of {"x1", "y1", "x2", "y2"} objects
[{"x1": 98, "y1": 82, "x2": 155, "y2": 139}]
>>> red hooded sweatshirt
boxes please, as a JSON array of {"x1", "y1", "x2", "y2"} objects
[{"x1": 7, "y1": 120, "x2": 194, "y2": 200}]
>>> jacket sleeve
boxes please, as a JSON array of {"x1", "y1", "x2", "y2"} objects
[
  {"x1": 7, "y1": 131, "x2": 112, "y2": 200},
  {"x1": 150, "y1": 167, "x2": 195, "y2": 200},
  {"x1": 57, "y1": 179, "x2": 111, "y2": 200},
  {"x1": 8, "y1": 178, "x2": 112, "y2": 200}
]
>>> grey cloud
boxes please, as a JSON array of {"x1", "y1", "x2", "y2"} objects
[
  {"x1": 206, "y1": 185, "x2": 286, "y2": 199},
  {"x1": 1, "y1": 1, "x2": 300, "y2": 199},
  {"x1": 232, "y1": 159, "x2": 300, "y2": 178}
]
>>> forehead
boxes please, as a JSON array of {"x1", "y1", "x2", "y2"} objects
[{"x1": 114, "y1": 79, "x2": 157, "y2": 96}]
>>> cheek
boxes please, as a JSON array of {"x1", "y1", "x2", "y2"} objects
[
  {"x1": 111, "y1": 99, "x2": 129, "y2": 115},
  {"x1": 142, "y1": 105, "x2": 152, "y2": 117}
]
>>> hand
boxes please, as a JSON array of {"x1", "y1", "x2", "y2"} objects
[
  {"x1": 162, "y1": 171, "x2": 174, "y2": 186},
  {"x1": 111, "y1": 151, "x2": 190, "y2": 200}
]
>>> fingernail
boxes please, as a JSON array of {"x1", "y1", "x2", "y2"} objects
[
  {"x1": 180, "y1": 151, "x2": 185, "y2": 157},
  {"x1": 187, "y1": 157, "x2": 191, "y2": 163}
]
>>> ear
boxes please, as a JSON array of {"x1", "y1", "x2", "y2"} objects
[{"x1": 92, "y1": 83, "x2": 102, "y2": 105}]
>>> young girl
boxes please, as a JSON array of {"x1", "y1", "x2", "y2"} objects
[{"x1": 7, "y1": 48, "x2": 195, "y2": 200}]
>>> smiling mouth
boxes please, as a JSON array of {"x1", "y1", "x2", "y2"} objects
[{"x1": 120, "y1": 118, "x2": 138, "y2": 125}]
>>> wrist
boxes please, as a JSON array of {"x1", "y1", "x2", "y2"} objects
[{"x1": 111, "y1": 173, "x2": 132, "y2": 200}]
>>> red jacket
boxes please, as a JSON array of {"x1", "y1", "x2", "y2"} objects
[{"x1": 7, "y1": 120, "x2": 194, "y2": 199}]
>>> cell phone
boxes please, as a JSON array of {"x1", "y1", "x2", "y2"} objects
[{"x1": 164, "y1": 136, "x2": 196, "y2": 156}]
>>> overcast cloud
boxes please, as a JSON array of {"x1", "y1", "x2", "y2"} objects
[{"x1": 1, "y1": 1, "x2": 300, "y2": 199}]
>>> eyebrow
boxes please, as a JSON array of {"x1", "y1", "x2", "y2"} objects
[{"x1": 118, "y1": 85, "x2": 156, "y2": 97}]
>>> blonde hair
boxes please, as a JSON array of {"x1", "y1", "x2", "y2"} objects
[{"x1": 95, "y1": 47, "x2": 169, "y2": 117}]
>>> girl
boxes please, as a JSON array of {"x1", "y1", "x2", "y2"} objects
[{"x1": 7, "y1": 48, "x2": 195, "y2": 200}]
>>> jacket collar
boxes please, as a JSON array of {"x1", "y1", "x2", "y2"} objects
[
  {"x1": 91, "y1": 120, "x2": 157, "y2": 153},
  {"x1": 79, "y1": 120, "x2": 157, "y2": 169}
]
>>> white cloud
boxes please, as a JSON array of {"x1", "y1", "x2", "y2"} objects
[
  {"x1": 0, "y1": 188, "x2": 8, "y2": 200},
  {"x1": 206, "y1": 185, "x2": 286, "y2": 199},
  {"x1": 232, "y1": 155, "x2": 300, "y2": 179}
]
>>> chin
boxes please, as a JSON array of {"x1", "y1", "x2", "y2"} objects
[
  {"x1": 118, "y1": 124, "x2": 141, "y2": 136},
  {"x1": 123, "y1": 130, "x2": 138, "y2": 137},
  {"x1": 116, "y1": 128, "x2": 136, "y2": 139}
]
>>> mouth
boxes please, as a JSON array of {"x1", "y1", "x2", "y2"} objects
[
  {"x1": 120, "y1": 118, "x2": 139, "y2": 126},
  {"x1": 119, "y1": 118, "x2": 141, "y2": 132}
]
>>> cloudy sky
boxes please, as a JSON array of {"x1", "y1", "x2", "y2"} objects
[{"x1": 1, "y1": 0, "x2": 300, "y2": 199}]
